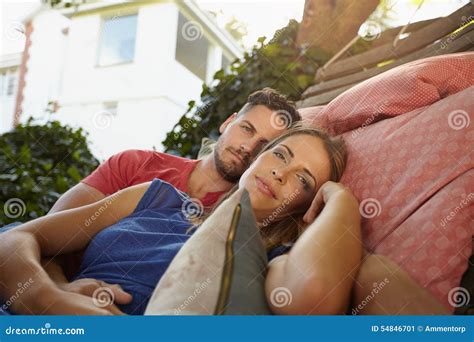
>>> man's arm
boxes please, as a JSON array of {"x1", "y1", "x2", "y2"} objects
[
  {"x1": 43, "y1": 182, "x2": 106, "y2": 283},
  {"x1": 49, "y1": 182, "x2": 106, "y2": 214},
  {"x1": 43, "y1": 150, "x2": 152, "y2": 283},
  {"x1": 0, "y1": 184, "x2": 148, "y2": 314}
]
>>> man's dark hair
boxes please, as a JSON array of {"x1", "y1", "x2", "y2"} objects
[{"x1": 238, "y1": 87, "x2": 301, "y2": 128}]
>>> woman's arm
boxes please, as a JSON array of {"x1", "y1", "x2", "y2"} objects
[
  {"x1": 0, "y1": 182, "x2": 150, "y2": 314},
  {"x1": 265, "y1": 181, "x2": 362, "y2": 315}
]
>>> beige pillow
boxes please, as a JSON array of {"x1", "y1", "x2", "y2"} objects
[
  {"x1": 197, "y1": 137, "x2": 216, "y2": 159},
  {"x1": 145, "y1": 188, "x2": 272, "y2": 315}
]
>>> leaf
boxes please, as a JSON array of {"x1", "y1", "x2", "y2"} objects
[
  {"x1": 161, "y1": 19, "x2": 333, "y2": 159},
  {"x1": 0, "y1": 119, "x2": 99, "y2": 225},
  {"x1": 66, "y1": 166, "x2": 81, "y2": 182}
]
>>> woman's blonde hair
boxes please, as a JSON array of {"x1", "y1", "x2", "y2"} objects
[{"x1": 191, "y1": 125, "x2": 348, "y2": 251}]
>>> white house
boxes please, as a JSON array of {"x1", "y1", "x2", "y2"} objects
[
  {"x1": 11, "y1": 0, "x2": 243, "y2": 159},
  {"x1": 0, "y1": 53, "x2": 21, "y2": 133}
]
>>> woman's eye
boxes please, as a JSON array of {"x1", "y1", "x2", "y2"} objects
[
  {"x1": 273, "y1": 151, "x2": 285, "y2": 160},
  {"x1": 298, "y1": 175, "x2": 308, "y2": 186}
]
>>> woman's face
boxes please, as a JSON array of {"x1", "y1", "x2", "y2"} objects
[{"x1": 239, "y1": 134, "x2": 332, "y2": 224}]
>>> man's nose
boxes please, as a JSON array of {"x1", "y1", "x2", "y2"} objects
[
  {"x1": 245, "y1": 138, "x2": 265, "y2": 156},
  {"x1": 238, "y1": 142, "x2": 249, "y2": 153},
  {"x1": 237, "y1": 143, "x2": 251, "y2": 161}
]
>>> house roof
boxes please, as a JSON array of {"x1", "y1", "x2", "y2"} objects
[{"x1": 0, "y1": 52, "x2": 22, "y2": 69}]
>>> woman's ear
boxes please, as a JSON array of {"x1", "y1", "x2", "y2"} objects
[{"x1": 219, "y1": 112, "x2": 238, "y2": 134}]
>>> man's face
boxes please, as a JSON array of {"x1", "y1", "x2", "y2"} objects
[{"x1": 213, "y1": 105, "x2": 289, "y2": 183}]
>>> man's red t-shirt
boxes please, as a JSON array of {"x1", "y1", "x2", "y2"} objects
[{"x1": 82, "y1": 149, "x2": 226, "y2": 208}]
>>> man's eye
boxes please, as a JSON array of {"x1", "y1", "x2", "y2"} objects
[{"x1": 242, "y1": 125, "x2": 252, "y2": 133}]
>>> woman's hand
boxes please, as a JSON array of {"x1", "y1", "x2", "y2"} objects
[{"x1": 303, "y1": 181, "x2": 357, "y2": 223}]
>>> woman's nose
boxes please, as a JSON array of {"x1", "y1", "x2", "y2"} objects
[{"x1": 271, "y1": 169, "x2": 284, "y2": 184}]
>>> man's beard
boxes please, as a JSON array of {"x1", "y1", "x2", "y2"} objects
[{"x1": 213, "y1": 142, "x2": 249, "y2": 183}]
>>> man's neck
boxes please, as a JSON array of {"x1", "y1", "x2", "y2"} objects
[{"x1": 187, "y1": 153, "x2": 235, "y2": 199}]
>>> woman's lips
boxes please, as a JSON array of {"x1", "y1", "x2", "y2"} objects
[{"x1": 255, "y1": 176, "x2": 276, "y2": 199}]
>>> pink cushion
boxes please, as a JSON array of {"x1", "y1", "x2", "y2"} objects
[
  {"x1": 340, "y1": 87, "x2": 473, "y2": 311},
  {"x1": 302, "y1": 53, "x2": 474, "y2": 312},
  {"x1": 303, "y1": 52, "x2": 474, "y2": 135}
]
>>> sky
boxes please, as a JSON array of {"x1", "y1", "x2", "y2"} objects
[
  {"x1": 195, "y1": 0, "x2": 306, "y2": 47},
  {"x1": 195, "y1": 0, "x2": 469, "y2": 48},
  {"x1": 0, "y1": 0, "x2": 470, "y2": 55}
]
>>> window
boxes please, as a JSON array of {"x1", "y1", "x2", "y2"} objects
[
  {"x1": 6, "y1": 72, "x2": 17, "y2": 96},
  {"x1": 0, "y1": 72, "x2": 5, "y2": 97},
  {"x1": 221, "y1": 54, "x2": 231, "y2": 71},
  {"x1": 175, "y1": 12, "x2": 209, "y2": 80},
  {"x1": 0, "y1": 69, "x2": 18, "y2": 98},
  {"x1": 103, "y1": 101, "x2": 118, "y2": 116},
  {"x1": 98, "y1": 14, "x2": 138, "y2": 66}
]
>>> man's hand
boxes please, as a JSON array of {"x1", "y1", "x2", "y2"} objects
[
  {"x1": 303, "y1": 181, "x2": 355, "y2": 223},
  {"x1": 58, "y1": 278, "x2": 133, "y2": 307},
  {"x1": 14, "y1": 281, "x2": 131, "y2": 315},
  {"x1": 40, "y1": 288, "x2": 128, "y2": 315}
]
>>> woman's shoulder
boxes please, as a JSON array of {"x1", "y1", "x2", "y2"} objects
[
  {"x1": 267, "y1": 244, "x2": 292, "y2": 263},
  {"x1": 133, "y1": 178, "x2": 189, "y2": 212}
]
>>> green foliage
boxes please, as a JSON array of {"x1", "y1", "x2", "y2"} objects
[
  {"x1": 43, "y1": 0, "x2": 83, "y2": 8},
  {"x1": 0, "y1": 118, "x2": 99, "y2": 225},
  {"x1": 224, "y1": 15, "x2": 249, "y2": 45},
  {"x1": 207, "y1": 10, "x2": 248, "y2": 46},
  {"x1": 162, "y1": 20, "x2": 332, "y2": 158}
]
